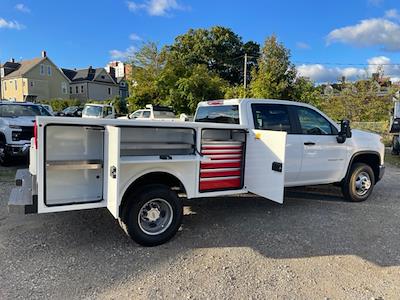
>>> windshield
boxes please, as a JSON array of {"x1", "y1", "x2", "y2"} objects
[
  {"x1": 153, "y1": 110, "x2": 175, "y2": 119},
  {"x1": 195, "y1": 105, "x2": 239, "y2": 124},
  {"x1": 83, "y1": 105, "x2": 102, "y2": 117},
  {"x1": 0, "y1": 104, "x2": 51, "y2": 117}
]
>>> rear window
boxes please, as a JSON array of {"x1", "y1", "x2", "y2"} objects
[{"x1": 195, "y1": 105, "x2": 239, "y2": 124}]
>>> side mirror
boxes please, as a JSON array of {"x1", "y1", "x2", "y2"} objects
[{"x1": 337, "y1": 119, "x2": 352, "y2": 143}]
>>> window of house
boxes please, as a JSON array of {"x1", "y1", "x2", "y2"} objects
[
  {"x1": 14, "y1": 80, "x2": 18, "y2": 90},
  {"x1": 40, "y1": 64, "x2": 45, "y2": 75},
  {"x1": 47, "y1": 65, "x2": 52, "y2": 76},
  {"x1": 81, "y1": 85, "x2": 84, "y2": 93},
  {"x1": 75, "y1": 86, "x2": 79, "y2": 94},
  {"x1": 30, "y1": 81, "x2": 34, "y2": 87},
  {"x1": 4, "y1": 82, "x2": 6, "y2": 91},
  {"x1": 108, "y1": 87, "x2": 111, "y2": 95},
  {"x1": 70, "y1": 87, "x2": 72, "y2": 94},
  {"x1": 0, "y1": 68, "x2": 4, "y2": 78},
  {"x1": 61, "y1": 82, "x2": 67, "y2": 94},
  {"x1": 101, "y1": 75, "x2": 105, "y2": 79}
]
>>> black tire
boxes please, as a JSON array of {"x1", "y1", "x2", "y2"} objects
[
  {"x1": 392, "y1": 136, "x2": 400, "y2": 155},
  {"x1": 0, "y1": 138, "x2": 11, "y2": 166},
  {"x1": 123, "y1": 184, "x2": 183, "y2": 246},
  {"x1": 342, "y1": 163, "x2": 375, "y2": 202}
]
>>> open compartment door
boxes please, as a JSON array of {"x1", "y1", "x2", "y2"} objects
[
  {"x1": 245, "y1": 130, "x2": 286, "y2": 203},
  {"x1": 105, "y1": 126, "x2": 120, "y2": 218}
]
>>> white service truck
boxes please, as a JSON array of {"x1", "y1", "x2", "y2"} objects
[{"x1": 9, "y1": 99, "x2": 385, "y2": 246}]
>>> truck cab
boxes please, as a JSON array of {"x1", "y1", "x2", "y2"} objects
[
  {"x1": 82, "y1": 103, "x2": 115, "y2": 119},
  {"x1": 195, "y1": 99, "x2": 385, "y2": 201},
  {"x1": 0, "y1": 102, "x2": 51, "y2": 165}
]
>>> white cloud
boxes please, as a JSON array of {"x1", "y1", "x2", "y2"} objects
[
  {"x1": 15, "y1": 3, "x2": 30, "y2": 13},
  {"x1": 385, "y1": 9, "x2": 400, "y2": 19},
  {"x1": 129, "y1": 33, "x2": 142, "y2": 41},
  {"x1": 127, "y1": 0, "x2": 186, "y2": 16},
  {"x1": 327, "y1": 18, "x2": 400, "y2": 51},
  {"x1": 298, "y1": 64, "x2": 366, "y2": 82},
  {"x1": 0, "y1": 18, "x2": 25, "y2": 30},
  {"x1": 368, "y1": 0, "x2": 383, "y2": 6},
  {"x1": 296, "y1": 42, "x2": 311, "y2": 50},
  {"x1": 297, "y1": 56, "x2": 400, "y2": 83},
  {"x1": 109, "y1": 46, "x2": 136, "y2": 59}
]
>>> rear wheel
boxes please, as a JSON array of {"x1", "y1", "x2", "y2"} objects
[
  {"x1": 342, "y1": 163, "x2": 375, "y2": 202},
  {"x1": 123, "y1": 184, "x2": 183, "y2": 246}
]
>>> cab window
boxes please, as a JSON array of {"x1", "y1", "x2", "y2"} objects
[
  {"x1": 142, "y1": 111, "x2": 151, "y2": 118},
  {"x1": 195, "y1": 105, "x2": 239, "y2": 124},
  {"x1": 251, "y1": 104, "x2": 293, "y2": 133},
  {"x1": 295, "y1": 106, "x2": 337, "y2": 135}
]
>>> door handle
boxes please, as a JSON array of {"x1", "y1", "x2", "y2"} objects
[{"x1": 304, "y1": 142, "x2": 316, "y2": 146}]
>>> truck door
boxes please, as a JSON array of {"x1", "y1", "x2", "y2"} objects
[{"x1": 245, "y1": 130, "x2": 287, "y2": 203}]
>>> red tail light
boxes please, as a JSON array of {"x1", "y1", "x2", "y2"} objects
[{"x1": 34, "y1": 121, "x2": 38, "y2": 149}]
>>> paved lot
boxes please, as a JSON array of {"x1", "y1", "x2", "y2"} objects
[{"x1": 0, "y1": 163, "x2": 399, "y2": 299}]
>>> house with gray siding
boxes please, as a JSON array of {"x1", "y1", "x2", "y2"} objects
[{"x1": 62, "y1": 66, "x2": 118, "y2": 101}]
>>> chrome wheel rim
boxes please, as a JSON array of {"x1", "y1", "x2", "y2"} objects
[
  {"x1": 138, "y1": 198, "x2": 173, "y2": 235},
  {"x1": 355, "y1": 171, "x2": 371, "y2": 196}
]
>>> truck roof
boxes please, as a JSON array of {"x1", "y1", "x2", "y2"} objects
[{"x1": 197, "y1": 98, "x2": 317, "y2": 109}]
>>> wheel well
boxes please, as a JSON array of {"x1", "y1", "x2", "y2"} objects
[
  {"x1": 119, "y1": 172, "x2": 186, "y2": 221},
  {"x1": 349, "y1": 152, "x2": 380, "y2": 182}
]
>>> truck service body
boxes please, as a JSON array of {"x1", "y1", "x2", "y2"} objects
[{"x1": 9, "y1": 99, "x2": 385, "y2": 246}]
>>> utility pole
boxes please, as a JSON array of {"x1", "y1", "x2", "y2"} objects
[{"x1": 243, "y1": 53, "x2": 248, "y2": 90}]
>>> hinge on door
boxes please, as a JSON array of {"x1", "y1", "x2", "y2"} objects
[
  {"x1": 272, "y1": 162, "x2": 283, "y2": 173},
  {"x1": 110, "y1": 166, "x2": 117, "y2": 179}
]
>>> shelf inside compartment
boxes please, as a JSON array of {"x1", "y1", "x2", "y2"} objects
[
  {"x1": 45, "y1": 160, "x2": 103, "y2": 170},
  {"x1": 120, "y1": 155, "x2": 198, "y2": 164}
]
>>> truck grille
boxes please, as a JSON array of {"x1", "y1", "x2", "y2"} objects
[{"x1": 16, "y1": 126, "x2": 34, "y2": 141}]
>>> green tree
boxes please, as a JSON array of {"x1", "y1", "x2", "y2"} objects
[
  {"x1": 168, "y1": 26, "x2": 259, "y2": 85},
  {"x1": 251, "y1": 35, "x2": 296, "y2": 99},
  {"x1": 163, "y1": 64, "x2": 228, "y2": 114},
  {"x1": 127, "y1": 42, "x2": 167, "y2": 111},
  {"x1": 291, "y1": 77, "x2": 322, "y2": 107},
  {"x1": 320, "y1": 80, "x2": 393, "y2": 122}
]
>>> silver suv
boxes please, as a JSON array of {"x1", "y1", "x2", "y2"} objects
[{"x1": 0, "y1": 102, "x2": 51, "y2": 165}]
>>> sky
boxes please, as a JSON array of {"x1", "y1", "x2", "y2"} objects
[{"x1": 1, "y1": 0, "x2": 400, "y2": 83}]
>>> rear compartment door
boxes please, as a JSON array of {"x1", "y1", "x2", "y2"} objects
[
  {"x1": 105, "y1": 126, "x2": 120, "y2": 218},
  {"x1": 38, "y1": 123, "x2": 106, "y2": 213},
  {"x1": 245, "y1": 130, "x2": 286, "y2": 203}
]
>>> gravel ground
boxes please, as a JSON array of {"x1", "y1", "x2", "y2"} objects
[{"x1": 0, "y1": 164, "x2": 399, "y2": 299}]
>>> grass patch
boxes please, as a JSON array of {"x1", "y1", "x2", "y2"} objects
[{"x1": 385, "y1": 149, "x2": 400, "y2": 168}]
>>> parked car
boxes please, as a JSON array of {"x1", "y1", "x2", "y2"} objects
[
  {"x1": 55, "y1": 106, "x2": 83, "y2": 117},
  {"x1": 120, "y1": 104, "x2": 188, "y2": 121},
  {"x1": 39, "y1": 104, "x2": 54, "y2": 115},
  {"x1": 82, "y1": 103, "x2": 115, "y2": 119},
  {"x1": 0, "y1": 102, "x2": 51, "y2": 165},
  {"x1": 390, "y1": 98, "x2": 400, "y2": 155}
]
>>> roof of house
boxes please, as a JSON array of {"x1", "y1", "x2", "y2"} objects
[
  {"x1": 62, "y1": 67, "x2": 116, "y2": 83},
  {"x1": 1, "y1": 57, "x2": 45, "y2": 79}
]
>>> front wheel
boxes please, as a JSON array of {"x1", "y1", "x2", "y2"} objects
[
  {"x1": 0, "y1": 139, "x2": 11, "y2": 166},
  {"x1": 124, "y1": 184, "x2": 183, "y2": 246},
  {"x1": 342, "y1": 163, "x2": 375, "y2": 202}
]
